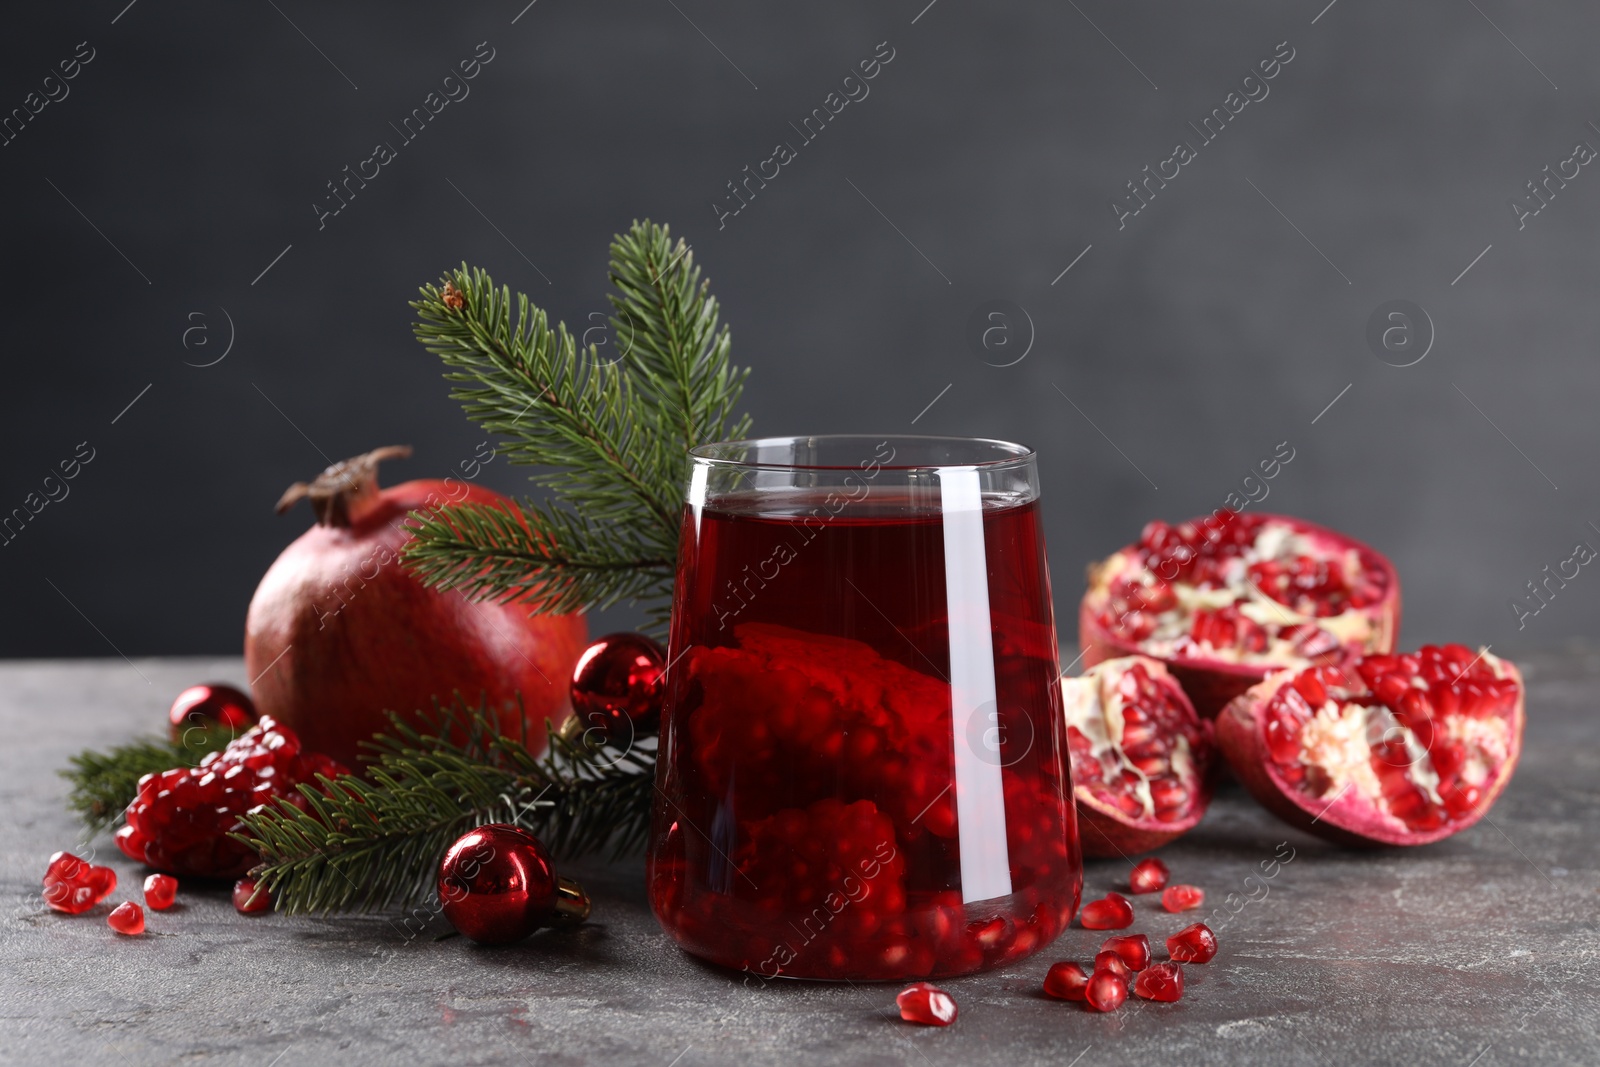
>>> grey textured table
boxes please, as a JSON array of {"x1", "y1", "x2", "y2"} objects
[{"x1": 2, "y1": 653, "x2": 1596, "y2": 1066}]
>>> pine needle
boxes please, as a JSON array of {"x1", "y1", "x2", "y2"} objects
[
  {"x1": 233, "y1": 701, "x2": 655, "y2": 915},
  {"x1": 60, "y1": 729, "x2": 236, "y2": 835},
  {"x1": 403, "y1": 218, "x2": 750, "y2": 633}
]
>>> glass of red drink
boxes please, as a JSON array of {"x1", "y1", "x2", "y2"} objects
[{"x1": 648, "y1": 435, "x2": 1081, "y2": 982}]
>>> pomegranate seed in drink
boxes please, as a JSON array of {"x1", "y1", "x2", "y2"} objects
[
  {"x1": 896, "y1": 982, "x2": 957, "y2": 1026},
  {"x1": 1167, "y1": 923, "x2": 1217, "y2": 964}
]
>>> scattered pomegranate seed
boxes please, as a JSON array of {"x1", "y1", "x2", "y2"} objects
[
  {"x1": 1093, "y1": 950, "x2": 1132, "y2": 982},
  {"x1": 1167, "y1": 923, "x2": 1217, "y2": 964},
  {"x1": 1084, "y1": 970, "x2": 1128, "y2": 1012},
  {"x1": 895, "y1": 982, "x2": 957, "y2": 1026},
  {"x1": 233, "y1": 878, "x2": 272, "y2": 915},
  {"x1": 1161, "y1": 884, "x2": 1204, "y2": 912},
  {"x1": 142, "y1": 874, "x2": 178, "y2": 911},
  {"x1": 1100, "y1": 933, "x2": 1151, "y2": 971},
  {"x1": 1134, "y1": 961, "x2": 1184, "y2": 1002},
  {"x1": 1128, "y1": 857, "x2": 1170, "y2": 894},
  {"x1": 1079, "y1": 891, "x2": 1134, "y2": 929},
  {"x1": 107, "y1": 901, "x2": 144, "y2": 936},
  {"x1": 41, "y1": 851, "x2": 117, "y2": 915},
  {"x1": 1042, "y1": 961, "x2": 1090, "y2": 1001}
]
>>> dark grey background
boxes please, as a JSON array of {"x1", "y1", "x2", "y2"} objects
[{"x1": 3, "y1": 0, "x2": 1596, "y2": 659}]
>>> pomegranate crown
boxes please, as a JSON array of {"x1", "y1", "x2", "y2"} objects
[{"x1": 274, "y1": 445, "x2": 412, "y2": 527}]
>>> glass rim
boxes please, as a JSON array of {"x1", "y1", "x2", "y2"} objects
[{"x1": 689, "y1": 434, "x2": 1036, "y2": 472}]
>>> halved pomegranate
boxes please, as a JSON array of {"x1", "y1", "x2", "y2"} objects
[
  {"x1": 1061, "y1": 656, "x2": 1214, "y2": 857},
  {"x1": 1216, "y1": 645, "x2": 1524, "y2": 846},
  {"x1": 1079, "y1": 511, "x2": 1400, "y2": 717}
]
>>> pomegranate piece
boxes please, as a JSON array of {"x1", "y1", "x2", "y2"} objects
[
  {"x1": 1161, "y1": 884, "x2": 1204, "y2": 912},
  {"x1": 1133, "y1": 961, "x2": 1184, "y2": 1002},
  {"x1": 41, "y1": 851, "x2": 118, "y2": 915},
  {"x1": 1084, "y1": 970, "x2": 1128, "y2": 1012},
  {"x1": 142, "y1": 874, "x2": 178, "y2": 911},
  {"x1": 1080, "y1": 892, "x2": 1134, "y2": 930},
  {"x1": 1128, "y1": 857, "x2": 1169, "y2": 894},
  {"x1": 730, "y1": 798, "x2": 911, "y2": 970},
  {"x1": 1092, "y1": 950, "x2": 1132, "y2": 982},
  {"x1": 106, "y1": 901, "x2": 144, "y2": 936},
  {"x1": 686, "y1": 624, "x2": 956, "y2": 831},
  {"x1": 1042, "y1": 961, "x2": 1090, "y2": 1000},
  {"x1": 1167, "y1": 923, "x2": 1217, "y2": 964},
  {"x1": 233, "y1": 878, "x2": 272, "y2": 915},
  {"x1": 1217, "y1": 646, "x2": 1524, "y2": 846},
  {"x1": 1100, "y1": 933, "x2": 1151, "y2": 971},
  {"x1": 1079, "y1": 511, "x2": 1400, "y2": 717},
  {"x1": 1062, "y1": 656, "x2": 1215, "y2": 857},
  {"x1": 896, "y1": 982, "x2": 957, "y2": 1026},
  {"x1": 117, "y1": 716, "x2": 347, "y2": 878}
]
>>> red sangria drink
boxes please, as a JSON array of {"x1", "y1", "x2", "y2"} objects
[{"x1": 648, "y1": 436, "x2": 1081, "y2": 982}]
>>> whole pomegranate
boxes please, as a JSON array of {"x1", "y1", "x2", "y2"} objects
[
  {"x1": 1060, "y1": 656, "x2": 1214, "y2": 857},
  {"x1": 244, "y1": 446, "x2": 587, "y2": 768},
  {"x1": 1079, "y1": 511, "x2": 1400, "y2": 717},
  {"x1": 1216, "y1": 645, "x2": 1524, "y2": 846}
]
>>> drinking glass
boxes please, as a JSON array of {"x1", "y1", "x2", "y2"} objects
[{"x1": 647, "y1": 435, "x2": 1081, "y2": 981}]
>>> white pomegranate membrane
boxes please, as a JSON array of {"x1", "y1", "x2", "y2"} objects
[
  {"x1": 1095, "y1": 511, "x2": 1391, "y2": 668},
  {"x1": 1263, "y1": 645, "x2": 1519, "y2": 833},
  {"x1": 1062, "y1": 659, "x2": 1207, "y2": 826}
]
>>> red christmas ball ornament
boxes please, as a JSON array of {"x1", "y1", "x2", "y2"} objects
[
  {"x1": 437, "y1": 824, "x2": 590, "y2": 945},
  {"x1": 168, "y1": 683, "x2": 258, "y2": 744},
  {"x1": 568, "y1": 632, "x2": 667, "y2": 748}
]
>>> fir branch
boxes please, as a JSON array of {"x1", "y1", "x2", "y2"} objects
[
  {"x1": 403, "y1": 219, "x2": 749, "y2": 626},
  {"x1": 60, "y1": 729, "x2": 235, "y2": 834},
  {"x1": 234, "y1": 700, "x2": 655, "y2": 915},
  {"x1": 402, "y1": 496, "x2": 673, "y2": 616}
]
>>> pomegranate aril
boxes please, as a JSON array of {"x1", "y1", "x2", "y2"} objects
[
  {"x1": 41, "y1": 851, "x2": 118, "y2": 915},
  {"x1": 143, "y1": 874, "x2": 178, "y2": 911},
  {"x1": 1042, "y1": 961, "x2": 1090, "y2": 1000},
  {"x1": 1079, "y1": 892, "x2": 1134, "y2": 930},
  {"x1": 1083, "y1": 970, "x2": 1128, "y2": 1012},
  {"x1": 1128, "y1": 857, "x2": 1169, "y2": 894},
  {"x1": 1149, "y1": 778, "x2": 1188, "y2": 814},
  {"x1": 1442, "y1": 781, "x2": 1483, "y2": 818},
  {"x1": 107, "y1": 901, "x2": 144, "y2": 935},
  {"x1": 1093, "y1": 950, "x2": 1133, "y2": 981},
  {"x1": 1133, "y1": 961, "x2": 1184, "y2": 1002},
  {"x1": 1292, "y1": 671, "x2": 1328, "y2": 708},
  {"x1": 896, "y1": 982, "x2": 957, "y2": 1026},
  {"x1": 1167, "y1": 922, "x2": 1217, "y2": 964},
  {"x1": 1100, "y1": 933, "x2": 1151, "y2": 971},
  {"x1": 233, "y1": 878, "x2": 271, "y2": 915},
  {"x1": 1161, "y1": 884, "x2": 1204, "y2": 912}
]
